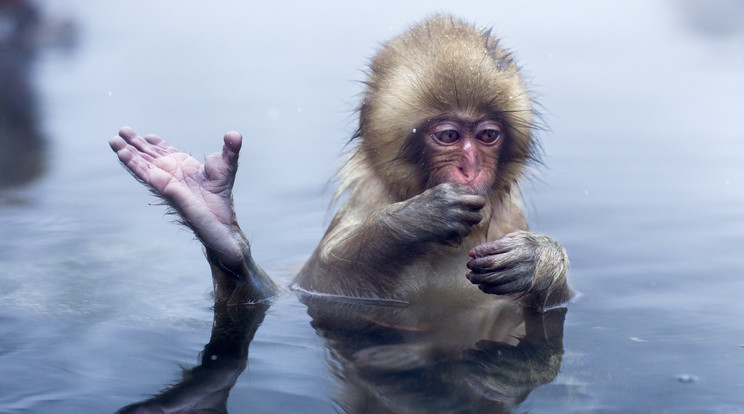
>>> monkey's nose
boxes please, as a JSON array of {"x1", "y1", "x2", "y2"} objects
[{"x1": 459, "y1": 163, "x2": 479, "y2": 183}]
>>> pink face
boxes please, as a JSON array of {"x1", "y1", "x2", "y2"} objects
[{"x1": 424, "y1": 118, "x2": 504, "y2": 194}]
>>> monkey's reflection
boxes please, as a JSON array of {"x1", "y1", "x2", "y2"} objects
[
  {"x1": 118, "y1": 296, "x2": 566, "y2": 414},
  {"x1": 306, "y1": 295, "x2": 566, "y2": 413}
]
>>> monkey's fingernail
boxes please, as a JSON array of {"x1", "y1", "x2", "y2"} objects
[
  {"x1": 465, "y1": 272, "x2": 471, "y2": 280},
  {"x1": 468, "y1": 251, "x2": 476, "y2": 258}
]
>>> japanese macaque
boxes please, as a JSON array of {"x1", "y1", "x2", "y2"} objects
[
  {"x1": 109, "y1": 16, "x2": 570, "y2": 310},
  {"x1": 111, "y1": 16, "x2": 572, "y2": 412},
  {"x1": 295, "y1": 17, "x2": 571, "y2": 310}
]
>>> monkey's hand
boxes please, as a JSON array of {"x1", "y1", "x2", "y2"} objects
[
  {"x1": 110, "y1": 127, "x2": 278, "y2": 301},
  {"x1": 110, "y1": 127, "x2": 246, "y2": 266},
  {"x1": 466, "y1": 230, "x2": 571, "y2": 310},
  {"x1": 390, "y1": 183, "x2": 485, "y2": 247}
]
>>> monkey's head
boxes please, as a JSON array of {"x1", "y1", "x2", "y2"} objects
[{"x1": 357, "y1": 16, "x2": 538, "y2": 200}]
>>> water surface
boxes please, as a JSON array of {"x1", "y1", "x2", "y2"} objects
[{"x1": 0, "y1": 1, "x2": 743, "y2": 412}]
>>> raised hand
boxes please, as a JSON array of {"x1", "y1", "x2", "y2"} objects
[{"x1": 109, "y1": 127, "x2": 245, "y2": 266}]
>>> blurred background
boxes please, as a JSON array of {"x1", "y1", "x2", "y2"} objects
[{"x1": 0, "y1": 0, "x2": 742, "y2": 412}]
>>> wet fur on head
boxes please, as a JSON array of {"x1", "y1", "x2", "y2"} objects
[{"x1": 339, "y1": 15, "x2": 540, "y2": 202}]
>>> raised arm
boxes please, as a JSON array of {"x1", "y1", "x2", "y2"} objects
[{"x1": 109, "y1": 127, "x2": 278, "y2": 304}]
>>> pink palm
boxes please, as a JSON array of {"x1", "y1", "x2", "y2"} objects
[{"x1": 110, "y1": 127, "x2": 245, "y2": 264}]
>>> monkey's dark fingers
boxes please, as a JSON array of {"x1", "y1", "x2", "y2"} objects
[
  {"x1": 442, "y1": 182, "x2": 476, "y2": 194},
  {"x1": 441, "y1": 197, "x2": 484, "y2": 217},
  {"x1": 469, "y1": 266, "x2": 533, "y2": 295},
  {"x1": 478, "y1": 278, "x2": 531, "y2": 295},
  {"x1": 442, "y1": 184, "x2": 485, "y2": 206},
  {"x1": 458, "y1": 194, "x2": 486, "y2": 211},
  {"x1": 455, "y1": 210, "x2": 483, "y2": 226},
  {"x1": 439, "y1": 225, "x2": 474, "y2": 246},
  {"x1": 467, "y1": 258, "x2": 532, "y2": 283},
  {"x1": 468, "y1": 240, "x2": 514, "y2": 259},
  {"x1": 466, "y1": 247, "x2": 529, "y2": 271},
  {"x1": 468, "y1": 242, "x2": 502, "y2": 259}
]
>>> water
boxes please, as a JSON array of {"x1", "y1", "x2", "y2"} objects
[{"x1": 0, "y1": 1, "x2": 743, "y2": 412}]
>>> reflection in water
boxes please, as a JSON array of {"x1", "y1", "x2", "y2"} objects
[
  {"x1": 306, "y1": 295, "x2": 566, "y2": 413},
  {"x1": 0, "y1": 0, "x2": 75, "y2": 188},
  {"x1": 118, "y1": 292, "x2": 565, "y2": 413},
  {"x1": 117, "y1": 302, "x2": 270, "y2": 414}
]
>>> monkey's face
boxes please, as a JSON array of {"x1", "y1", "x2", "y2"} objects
[{"x1": 423, "y1": 117, "x2": 503, "y2": 195}]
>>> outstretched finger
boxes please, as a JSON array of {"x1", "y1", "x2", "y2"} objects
[
  {"x1": 115, "y1": 146, "x2": 154, "y2": 182},
  {"x1": 110, "y1": 134, "x2": 156, "y2": 163},
  {"x1": 117, "y1": 126, "x2": 147, "y2": 150},
  {"x1": 117, "y1": 127, "x2": 163, "y2": 158},
  {"x1": 109, "y1": 135, "x2": 128, "y2": 152},
  {"x1": 222, "y1": 131, "x2": 242, "y2": 164},
  {"x1": 144, "y1": 134, "x2": 177, "y2": 154}
]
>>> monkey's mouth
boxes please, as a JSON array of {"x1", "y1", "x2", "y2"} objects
[{"x1": 448, "y1": 169, "x2": 491, "y2": 194}]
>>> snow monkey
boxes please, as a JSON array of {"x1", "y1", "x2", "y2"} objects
[{"x1": 109, "y1": 16, "x2": 571, "y2": 314}]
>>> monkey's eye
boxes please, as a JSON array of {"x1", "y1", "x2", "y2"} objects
[
  {"x1": 476, "y1": 129, "x2": 501, "y2": 144},
  {"x1": 432, "y1": 130, "x2": 460, "y2": 144}
]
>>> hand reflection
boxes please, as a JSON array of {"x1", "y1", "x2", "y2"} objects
[{"x1": 116, "y1": 303, "x2": 269, "y2": 414}]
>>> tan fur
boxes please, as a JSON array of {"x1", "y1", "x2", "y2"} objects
[
  {"x1": 335, "y1": 16, "x2": 536, "y2": 242},
  {"x1": 295, "y1": 16, "x2": 568, "y2": 308},
  {"x1": 352, "y1": 15, "x2": 535, "y2": 202}
]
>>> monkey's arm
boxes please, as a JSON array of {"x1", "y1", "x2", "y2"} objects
[
  {"x1": 297, "y1": 183, "x2": 484, "y2": 295},
  {"x1": 206, "y1": 237, "x2": 278, "y2": 305},
  {"x1": 109, "y1": 127, "x2": 279, "y2": 304},
  {"x1": 467, "y1": 230, "x2": 572, "y2": 310}
]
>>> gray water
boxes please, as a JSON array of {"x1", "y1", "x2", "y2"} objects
[{"x1": 1, "y1": 1, "x2": 743, "y2": 413}]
